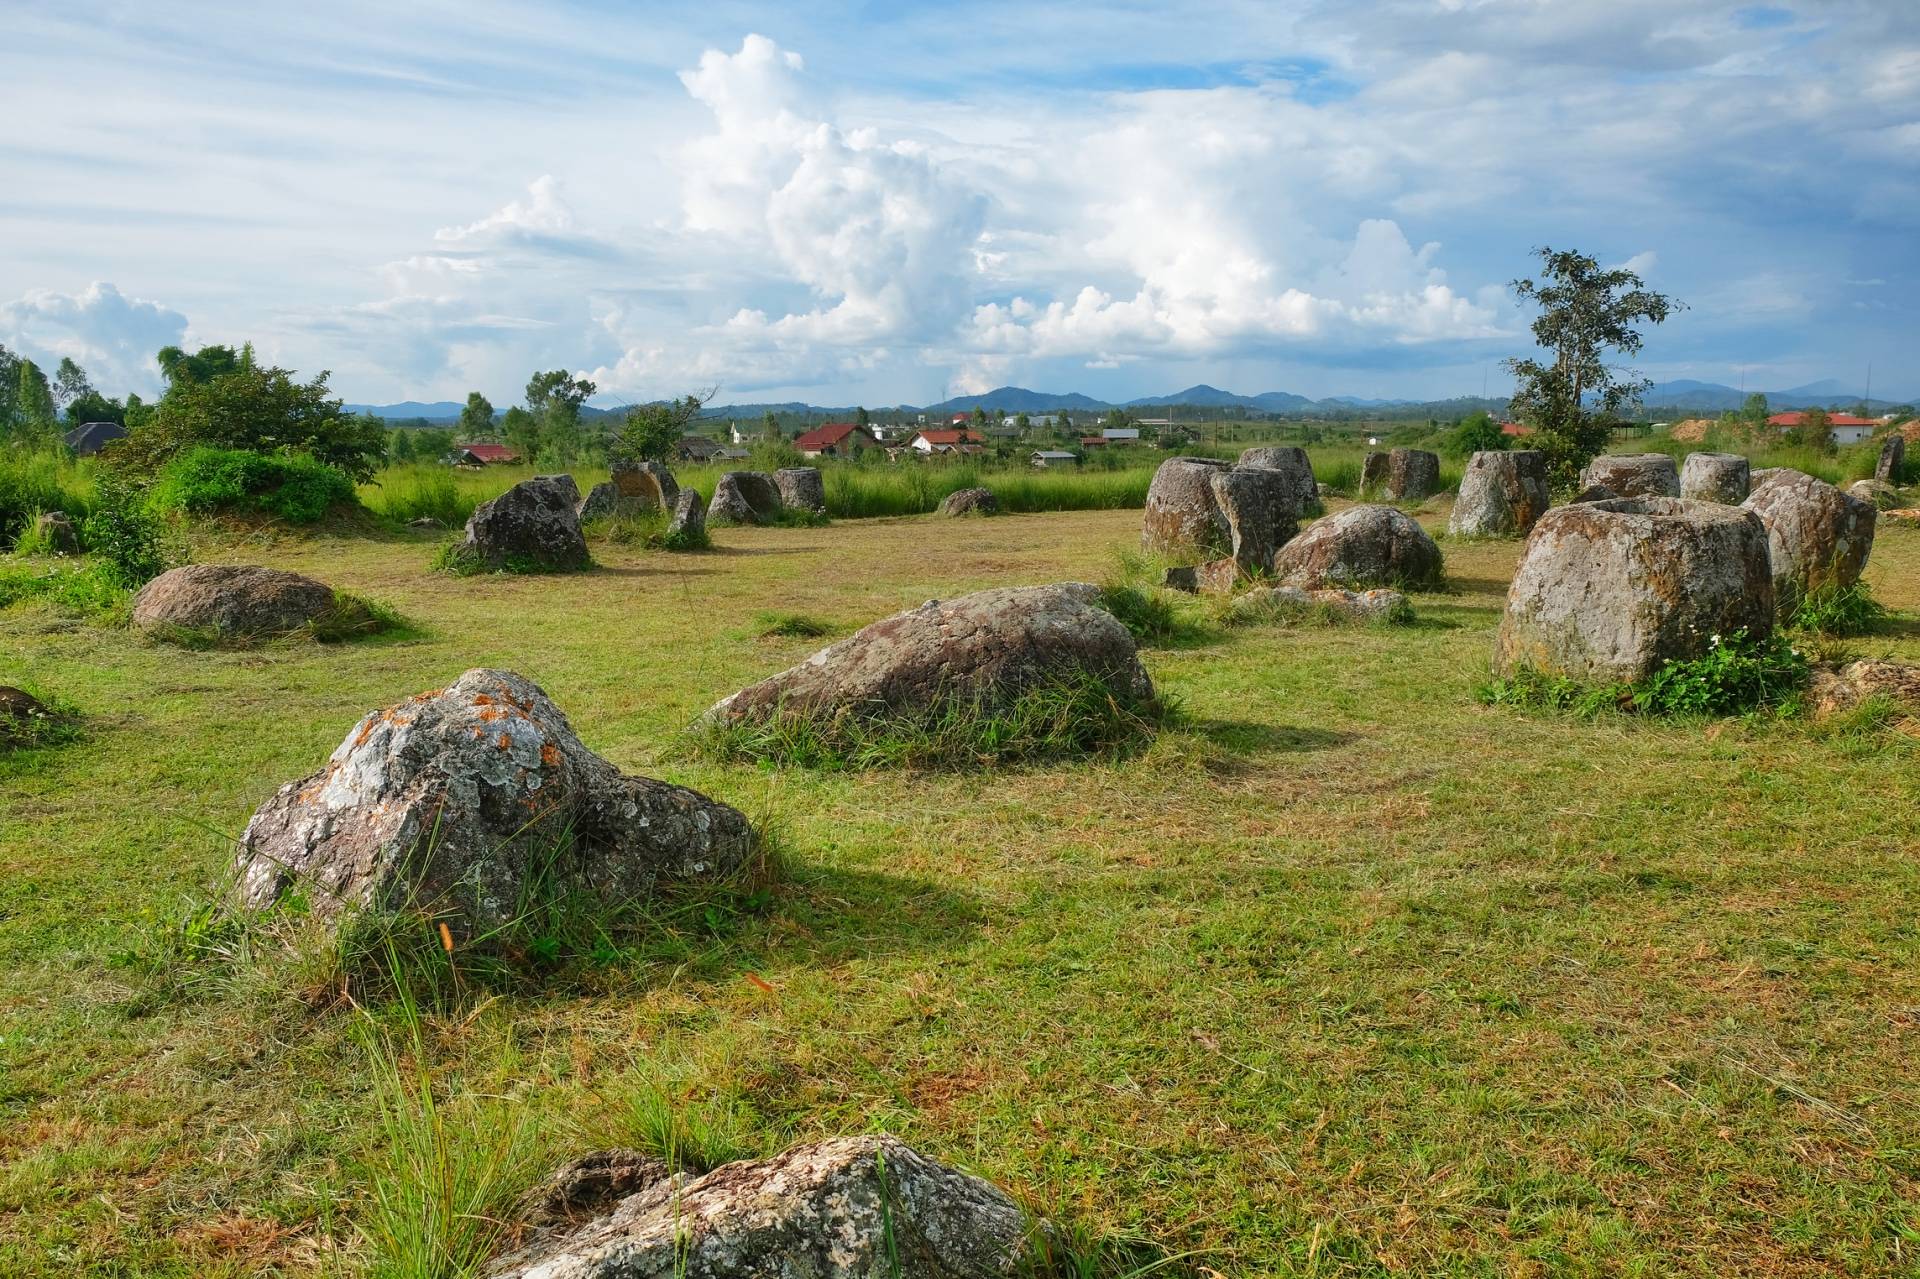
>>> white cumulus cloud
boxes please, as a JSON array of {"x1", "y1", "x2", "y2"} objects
[{"x1": 0, "y1": 282, "x2": 190, "y2": 395}]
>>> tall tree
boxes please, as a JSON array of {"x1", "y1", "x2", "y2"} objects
[
  {"x1": 615, "y1": 394, "x2": 709, "y2": 464},
  {"x1": 524, "y1": 369, "x2": 595, "y2": 463},
  {"x1": 52, "y1": 357, "x2": 93, "y2": 416},
  {"x1": 157, "y1": 343, "x2": 242, "y2": 388},
  {"x1": 1504, "y1": 247, "x2": 1681, "y2": 487},
  {"x1": 501, "y1": 406, "x2": 541, "y2": 459},
  {"x1": 17, "y1": 359, "x2": 56, "y2": 430},
  {"x1": 854, "y1": 406, "x2": 870, "y2": 428},
  {"x1": 458, "y1": 391, "x2": 495, "y2": 438},
  {"x1": 126, "y1": 361, "x2": 385, "y2": 481},
  {"x1": 762, "y1": 409, "x2": 780, "y2": 441}
]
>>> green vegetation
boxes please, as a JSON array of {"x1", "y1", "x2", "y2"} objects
[
  {"x1": 148, "y1": 447, "x2": 359, "y2": 525},
  {"x1": 1481, "y1": 629, "x2": 1811, "y2": 718},
  {"x1": 0, "y1": 449, "x2": 93, "y2": 549},
  {"x1": 5, "y1": 504, "x2": 1920, "y2": 1277},
  {"x1": 1788, "y1": 579, "x2": 1888, "y2": 637},
  {"x1": 751, "y1": 611, "x2": 837, "y2": 639}
]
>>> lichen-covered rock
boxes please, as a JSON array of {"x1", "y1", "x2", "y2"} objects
[
  {"x1": 1569, "y1": 483, "x2": 1619, "y2": 505},
  {"x1": 1141, "y1": 457, "x2": 1230, "y2": 555},
  {"x1": 576, "y1": 482, "x2": 620, "y2": 523},
  {"x1": 1360, "y1": 451, "x2": 1390, "y2": 495},
  {"x1": 1234, "y1": 585, "x2": 1411, "y2": 624},
  {"x1": 1495, "y1": 497, "x2": 1774, "y2": 684},
  {"x1": 32, "y1": 510, "x2": 80, "y2": 554},
  {"x1": 666, "y1": 488, "x2": 705, "y2": 541},
  {"x1": 706, "y1": 583, "x2": 1153, "y2": 727},
  {"x1": 1236, "y1": 446, "x2": 1321, "y2": 514},
  {"x1": 231, "y1": 669, "x2": 754, "y2": 931},
  {"x1": 1272, "y1": 505, "x2": 1443, "y2": 589},
  {"x1": 938, "y1": 486, "x2": 999, "y2": 517},
  {"x1": 1807, "y1": 659, "x2": 1920, "y2": 718},
  {"x1": 486, "y1": 1135, "x2": 1040, "y2": 1279},
  {"x1": 132, "y1": 565, "x2": 337, "y2": 638},
  {"x1": 1679, "y1": 452, "x2": 1751, "y2": 504},
  {"x1": 1162, "y1": 565, "x2": 1198, "y2": 593},
  {"x1": 1383, "y1": 448, "x2": 1441, "y2": 501},
  {"x1": 773, "y1": 467, "x2": 826, "y2": 515},
  {"x1": 1208, "y1": 466, "x2": 1296, "y2": 574},
  {"x1": 1847, "y1": 478, "x2": 1900, "y2": 511},
  {"x1": 708, "y1": 471, "x2": 783, "y2": 526},
  {"x1": 460, "y1": 475, "x2": 590, "y2": 572},
  {"x1": 1193, "y1": 557, "x2": 1243, "y2": 595},
  {"x1": 1578, "y1": 453, "x2": 1681, "y2": 499},
  {"x1": 1449, "y1": 450, "x2": 1549, "y2": 537},
  {"x1": 1875, "y1": 434, "x2": 1905, "y2": 483},
  {"x1": 1741, "y1": 468, "x2": 1876, "y2": 605}
]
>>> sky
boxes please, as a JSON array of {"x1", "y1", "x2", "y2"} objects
[{"x1": 2, "y1": 0, "x2": 1916, "y2": 409}]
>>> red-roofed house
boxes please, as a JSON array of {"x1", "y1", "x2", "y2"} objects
[
  {"x1": 910, "y1": 428, "x2": 987, "y2": 455},
  {"x1": 793, "y1": 422, "x2": 878, "y2": 458},
  {"x1": 1767, "y1": 411, "x2": 1880, "y2": 445},
  {"x1": 454, "y1": 443, "x2": 520, "y2": 465},
  {"x1": 1499, "y1": 421, "x2": 1534, "y2": 438}
]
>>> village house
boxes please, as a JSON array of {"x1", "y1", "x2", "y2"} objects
[
  {"x1": 1079, "y1": 435, "x2": 1108, "y2": 449},
  {"x1": 1767, "y1": 411, "x2": 1880, "y2": 445},
  {"x1": 1100, "y1": 427, "x2": 1141, "y2": 444},
  {"x1": 1031, "y1": 449, "x2": 1079, "y2": 467},
  {"x1": 793, "y1": 422, "x2": 879, "y2": 458},
  {"x1": 64, "y1": 420, "x2": 127, "y2": 455},
  {"x1": 452, "y1": 443, "x2": 519, "y2": 466},
  {"x1": 910, "y1": 427, "x2": 988, "y2": 456},
  {"x1": 676, "y1": 435, "x2": 724, "y2": 462}
]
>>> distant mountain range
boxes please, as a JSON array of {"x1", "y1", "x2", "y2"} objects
[{"x1": 346, "y1": 378, "x2": 1914, "y2": 424}]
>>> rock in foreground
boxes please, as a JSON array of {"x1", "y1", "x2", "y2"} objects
[
  {"x1": 486, "y1": 1135, "x2": 1039, "y2": 1279},
  {"x1": 938, "y1": 486, "x2": 999, "y2": 517},
  {"x1": 458, "y1": 475, "x2": 591, "y2": 572},
  {"x1": 1495, "y1": 497, "x2": 1773, "y2": 684},
  {"x1": 1140, "y1": 457, "x2": 1231, "y2": 555},
  {"x1": 1234, "y1": 585, "x2": 1411, "y2": 624},
  {"x1": 705, "y1": 583, "x2": 1154, "y2": 731},
  {"x1": 774, "y1": 467, "x2": 827, "y2": 515},
  {"x1": 232, "y1": 669, "x2": 754, "y2": 929},
  {"x1": 1272, "y1": 505, "x2": 1443, "y2": 589},
  {"x1": 132, "y1": 565, "x2": 337, "y2": 639},
  {"x1": 708, "y1": 471, "x2": 784, "y2": 526},
  {"x1": 1679, "y1": 452, "x2": 1751, "y2": 504},
  {"x1": 1449, "y1": 450, "x2": 1549, "y2": 537},
  {"x1": 1578, "y1": 453, "x2": 1681, "y2": 499},
  {"x1": 1236, "y1": 446, "x2": 1321, "y2": 514},
  {"x1": 1808, "y1": 659, "x2": 1920, "y2": 718}
]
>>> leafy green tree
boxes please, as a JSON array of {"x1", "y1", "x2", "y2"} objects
[
  {"x1": 1739, "y1": 392, "x2": 1769, "y2": 431},
  {"x1": 1504, "y1": 247, "x2": 1681, "y2": 488},
  {"x1": 64, "y1": 389, "x2": 125, "y2": 426},
  {"x1": 1784, "y1": 406, "x2": 1834, "y2": 453},
  {"x1": 762, "y1": 410, "x2": 781, "y2": 442},
  {"x1": 614, "y1": 394, "x2": 708, "y2": 464},
  {"x1": 389, "y1": 429, "x2": 417, "y2": 463},
  {"x1": 501, "y1": 406, "x2": 541, "y2": 459},
  {"x1": 524, "y1": 370, "x2": 595, "y2": 464},
  {"x1": 16, "y1": 358, "x2": 57, "y2": 437},
  {"x1": 414, "y1": 427, "x2": 455, "y2": 460},
  {"x1": 1014, "y1": 411, "x2": 1030, "y2": 433},
  {"x1": 126, "y1": 361, "x2": 385, "y2": 481},
  {"x1": 52, "y1": 357, "x2": 93, "y2": 417},
  {"x1": 458, "y1": 391, "x2": 496, "y2": 438},
  {"x1": 1447, "y1": 410, "x2": 1507, "y2": 458},
  {"x1": 854, "y1": 406, "x2": 870, "y2": 428},
  {"x1": 971, "y1": 406, "x2": 988, "y2": 428},
  {"x1": 156, "y1": 343, "x2": 243, "y2": 388}
]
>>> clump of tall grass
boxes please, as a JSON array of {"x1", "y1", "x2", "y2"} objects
[
  {"x1": 366, "y1": 464, "x2": 475, "y2": 527},
  {"x1": 1788, "y1": 579, "x2": 1887, "y2": 637},
  {"x1": 587, "y1": 507, "x2": 711, "y2": 552},
  {"x1": 689, "y1": 671, "x2": 1168, "y2": 770},
  {"x1": 0, "y1": 449, "x2": 94, "y2": 549},
  {"x1": 1480, "y1": 629, "x2": 1810, "y2": 719}
]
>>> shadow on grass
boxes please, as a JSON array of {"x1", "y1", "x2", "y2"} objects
[
  {"x1": 589, "y1": 563, "x2": 719, "y2": 579},
  {"x1": 702, "y1": 542, "x2": 832, "y2": 557},
  {"x1": 1188, "y1": 718, "x2": 1355, "y2": 756}
]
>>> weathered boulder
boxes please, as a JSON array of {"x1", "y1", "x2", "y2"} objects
[
  {"x1": 1578, "y1": 453, "x2": 1680, "y2": 499},
  {"x1": 706, "y1": 583, "x2": 1154, "y2": 727},
  {"x1": 1193, "y1": 557, "x2": 1243, "y2": 595},
  {"x1": 1360, "y1": 451, "x2": 1391, "y2": 495},
  {"x1": 459, "y1": 475, "x2": 591, "y2": 572},
  {"x1": 707, "y1": 471, "x2": 783, "y2": 526},
  {"x1": 666, "y1": 488, "x2": 705, "y2": 541},
  {"x1": 1875, "y1": 434, "x2": 1905, "y2": 483},
  {"x1": 1162, "y1": 565, "x2": 1198, "y2": 593},
  {"x1": 1208, "y1": 466, "x2": 1297, "y2": 575},
  {"x1": 575, "y1": 481, "x2": 620, "y2": 523},
  {"x1": 1570, "y1": 483, "x2": 1619, "y2": 504},
  {"x1": 1384, "y1": 448, "x2": 1441, "y2": 501},
  {"x1": 1234, "y1": 585, "x2": 1411, "y2": 624},
  {"x1": 609, "y1": 460, "x2": 679, "y2": 512},
  {"x1": 773, "y1": 467, "x2": 827, "y2": 516},
  {"x1": 1141, "y1": 457, "x2": 1230, "y2": 555},
  {"x1": 1741, "y1": 468, "x2": 1876, "y2": 605},
  {"x1": 1449, "y1": 450, "x2": 1549, "y2": 537},
  {"x1": 32, "y1": 510, "x2": 80, "y2": 554},
  {"x1": 1807, "y1": 659, "x2": 1920, "y2": 718},
  {"x1": 486, "y1": 1135, "x2": 1039, "y2": 1279},
  {"x1": 132, "y1": 565, "x2": 336, "y2": 638},
  {"x1": 938, "y1": 486, "x2": 999, "y2": 517},
  {"x1": 231, "y1": 669, "x2": 754, "y2": 930},
  {"x1": 1495, "y1": 497, "x2": 1774, "y2": 684},
  {"x1": 1679, "y1": 452, "x2": 1751, "y2": 504},
  {"x1": 1272, "y1": 505, "x2": 1443, "y2": 589},
  {"x1": 1848, "y1": 478, "x2": 1900, "y2": 510},
  {"x1": 1237, "y1": 446, "x2": 1321, "y2": 514}
]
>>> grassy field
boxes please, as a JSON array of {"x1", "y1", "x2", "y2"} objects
[{"x1": 4, "y1": 497, "x2": 1920, "y2": 1276}]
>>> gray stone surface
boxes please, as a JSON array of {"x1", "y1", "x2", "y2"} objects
[
  {"x1": 1208, "y1": 466, "x2": 1297, "y2": 575},
  {"x1": 232, "y1": 669, "x2": 754, "y2": 931},
  {"x1": 1234, "y1": 585, "x2": 1411, "y2": 623},
  {"x1": 1578, "y1": 453, "x2": 1681, "y2": 499},
  {"x1": 1236, "y1": 446, "x2": 1321, "y2": 514},
  {"x1": 460, "y1": 475, "x2": 591, "y2": 572},
  {"x1": 1385, "y1": 448, "x2": 1441, "y2": 501},
  {"x1": 938, "y1": 486, "x2": 999, "y2": 517},
  {"x1": 666, "y1": 488, "x2": 705, "y2": 541},
  {"x1": 609, "y1": 460, "x2": 679, "y2": 512},
  {"x1": 1272, "y1": 505, "x2": 1443, "y2": 589},
  {"x1": 575, "y1": 481, "x2": 620, "y2": 523},
  {"x1": 1876, "y1": 434, "x2": 1906, "y2": 483},
  {"x1": 1449, "y1": 450, "x2": 1549, "y2": 537},
  {"x1": 1679, "y1": 452, "x2": 1751, "y2": 504},
  {"x1": 32, "y1": 510, "x2": 80, "y2": 554},
  {"x1": 706, "y1": 583, "x2": 1153, "y2": 727},
  {"x1": 1141, "y1": 457, "x2": 1231, "y2": 556},
  {"x1": 774, "y1": 467, "x2": 827, "y2": 515},
  {"x1": 708, "y1": 471, "x2": 784, "y2": 526},
  {"x1": 132, "y1": 564, "x2": 336, "y2": 637},
  {"x1": 485, "y1": 1135, "x2": 1038, "y2": 1279},
  {"x1": 1742, "y1": 468, "x2": 1876, "y2": 605},
  {"x1": 1495, "y1": 497, "x2": 1775, "y2": 683}
]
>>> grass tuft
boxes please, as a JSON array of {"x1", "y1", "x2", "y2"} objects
[
  {"x1": 752, "y1": 611, "x2": 837, "y2": 639},
  {"x1": 1789, "y1": 579, "x2": 1887, "y2": 637},
  {"x1": 1481, "y1": 629, "x2": 1811, "y2": 719}
]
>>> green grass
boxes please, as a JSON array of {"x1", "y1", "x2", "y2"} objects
[
  {"x1": 147, "y1": 447, "x2": 359, "y2": 526},
  {"x1": 5, "y1": 505, "x2": 1920, "y2": 1276},
  {"x1": 0, "y1": 450, "x2": 95, "y2": 550},
  {"x1": 750, "y1": 610, "x2": 837, "y2": 639}
]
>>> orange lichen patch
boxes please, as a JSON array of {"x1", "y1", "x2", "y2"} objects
[
  {"x1": 497, "y1": 731, "x2": 513, "y2": 751},
  {"x1": 473, "y1": 693, "x2": 495, "y2": 706},
  {"x1": 540, "y1": 742, "x2": 561, "y2": 768}
]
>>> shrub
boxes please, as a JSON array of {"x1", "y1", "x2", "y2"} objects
[
  {"x1": 1789, "y1": 579, "x2": 1886, "y2": 637},
  {"x1": 752, "y1": 611, "x2": 835, "y2": 639},
  {"x1": 587, "y1": 507, "x2": 710, "y2": 553},
  {"x1": 83, "y1": 472, "x2": 175, "y2": 588},
  {"x1": 1481, "y1": 629, "x2": 1810, "y2": 719},
  {"x1": 689, "y1": 670, "x2": 1168, "y2": 769},
  {"x1": 0, "y1": 449, "x2": 90, "y2": 550},
  {"x1": 148, "y1": 446, "x2": 358, "y2": 524}
]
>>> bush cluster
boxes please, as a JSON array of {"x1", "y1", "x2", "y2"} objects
[
  {"x1": 1481, "y1": 629, "x2": 1811, "y2": 719},
  {"x1": 148, "y1": 446, "x2": 358, "y2": 525}
]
